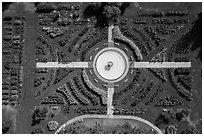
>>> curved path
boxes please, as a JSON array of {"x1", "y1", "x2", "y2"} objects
[{"x1": 55, "y1": 114, "x2": 163, "y2": 134}]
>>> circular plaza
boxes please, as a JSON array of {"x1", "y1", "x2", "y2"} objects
[{"x1": 93, "y1": 47, "x2": 129, "y2": 83}]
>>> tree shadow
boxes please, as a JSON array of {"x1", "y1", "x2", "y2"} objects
[{"x1": 2, "y1": 2, "x2": 13, "y2": 12}]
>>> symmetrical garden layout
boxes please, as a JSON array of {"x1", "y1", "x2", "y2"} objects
[
  {"x1": 2, "y1": 2, "x2": 202, "y2": 134},
  {"x1": 36, "y1": 24, "x2": 191, "y2": 133}
]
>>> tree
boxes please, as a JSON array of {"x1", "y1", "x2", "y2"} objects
[
  {"x1": 66, "y1": 123, "x2": 90, "y2": 134},
  {"x1": 47, "y1": 121, "x2": 59, "y2": 131},
  {"x1": 165, "y1": 125, "x2": 177, "y2": 134},
  {"x1": 176, "y1": 108, "x2": 191, "y2": 121},
  {"x1": 103, "y1": 5, "x2": 121, "y2": 20},
  {"x1": 83, "y1": 2, "x2": 130, "y2": 28},
  {"x1": 31, "y1": 127, "x2": 44, "y2": 134},
  {"x1": 83, "y1": 2, "x2": 102, "y2": 18},
  {"x1": 90, "y1": 123, "x2": 104, "y2": 134},
  {"x1": 120, "y1": 2, "x2": 130, "y2": 15},
  {"x1": 154, "y1": 109, "x2": 176, "y2": 126},
  {"x1": 121, "y1": 122, "x2": 132, "y2": 130},
  {"x1": 112, "y1": 122, "x2": 132, "y2": 134},
  {"x1": 2, "y1": 120, "x2": 12, "y2": 134},
  {"x1": 31, "y1": 107, "x2": 48, "y2": 126},
  {"x1": 35, "y1": 4, "x2": 55, "y2": 13},
  {"x1": 2, "y1": 2, "x2": 13, "y2": 12},
  {"x1": 112, "y1": 125, "x2": 123, "y2": 134}
]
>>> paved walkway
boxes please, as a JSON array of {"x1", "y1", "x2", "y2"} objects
[
  {"x1": 37, "y1": 62, "x2": 191, "y2": 69},
  {"x1": 107, "y1": 83, "x2": 115, "y2": 117},
  {"x1": 108, "y1": 25, "x2": 114, "y2": 43},
  {"x1": 36, "y1": 62, "x2": 93, "y2": 68},
  {"x1": 130, "y1": 62, "x2": 191, "y2": 68}
]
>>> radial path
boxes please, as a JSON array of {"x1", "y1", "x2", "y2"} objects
[
  {"x1": 108, "y1": 24, "x2": 114, "y2": 43},
  {"x1": 108, "y1": 25, "x2": 114, "y2": 47},
  {"x1": 107, "y1": 83, "x2": 115, "y2": 117},
  {"x1": 36, "y1": 61, "x2": 191, "y2": 69},
  {"x1": 130, "y1": 62, "x2": 191, "y2": 68},
  {"x1": 36, "y1": 62, "x2": 93, "y2": 68}
]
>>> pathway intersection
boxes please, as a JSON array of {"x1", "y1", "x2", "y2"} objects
[{"x1": 36, "y1": 24, "x2": 192, "y2": 134}]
